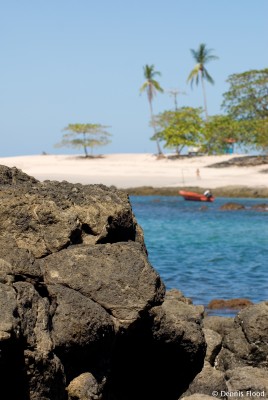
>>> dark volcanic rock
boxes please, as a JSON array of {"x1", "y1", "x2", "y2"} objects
[
  {"x1": 1, "y1": 164, "x2": 267, "y2": 400},
  {"x1": 203, "y1": 316, "x2": 234, "y2": 338},
  {"x1": 216, "y1": 302, "x2": 268, "y2": 371},
  {"x1": 220, "y1": 202, "x2": 246, "y2": 210},
  {"x1": 0, "y1": 165, "x2": 38, "y2": 185},
  {"x1": 207, "y1": 155, "x2": 268, "y2": 168},
  {"x1": 180, "y1": 362, "x2": 228, "y2": 399},
  {"x1": 0, "y1": 166, "x2": 145, "y2": 258},
  {"x1": 109, "y1": 289, "x2": 207, "y2": 400},
  {"x1": 251, "y1": 203, "x2": 268, "y2": 211},
  {"x1": 40, "y1": 242, "x2": 164, "y2": 326},
  {"x1": 148, "y1": 290, "x2": 206, "y2": 398},
  {"x1": 207, "y1": 298, "x2": 253, "y2": 310},
  {"x1": 225, "y1": 367, "x2": 268, "y2": 398},
  {"x1": 0, "y1": 165, "x2": 207, "y2": 400}
]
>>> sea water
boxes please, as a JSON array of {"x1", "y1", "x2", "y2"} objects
[{"x1": 130, "y1": 196, "x2": 268, "y2": 315}]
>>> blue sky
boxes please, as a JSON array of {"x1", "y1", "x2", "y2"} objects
[{"x1": 1, "y1": 0, "x2": 267, "y2": 156}]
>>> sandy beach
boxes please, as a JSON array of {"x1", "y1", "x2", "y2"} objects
[{"x1": 0, "y1": 153, "x2": 268, "y2": 190}]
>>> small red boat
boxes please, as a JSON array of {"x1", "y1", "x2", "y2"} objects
[{"x1": 179, "y1": 190, "x2": 215, "y2": 202}]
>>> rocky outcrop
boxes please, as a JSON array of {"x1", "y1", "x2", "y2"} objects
[
  {"x1": 1, "y1": 164, "x2": 267, "y2": 400},
  {"x1": 216, "y1": 302, "x2": 268, "y2": 371},
  {"x1": 184, "y1": 304, "x2": 268, "y2": 399},
  {"x1": 208, "y1": 155, "x2": 268, "y2": 168},
  {"x1": 220, "y1": 202, "x2": 245, "y2": 210},
  {"x1": 0, "y1": 165, "x2": 206, "y2": 400},
  {"x1": 207, "y1": 298, "x2": 253, "y2": 311},
  {"x1": 225, "y1": 367, "x2": 268, "y2": 398}
]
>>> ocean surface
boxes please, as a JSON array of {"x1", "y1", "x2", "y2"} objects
[{"x1": 130, "y1": 195, "x2": 268, "y2": 316}]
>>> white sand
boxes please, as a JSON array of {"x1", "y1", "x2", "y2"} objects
[{"x1": 0, "y1": 153, "x2": 267, "y2": 189}]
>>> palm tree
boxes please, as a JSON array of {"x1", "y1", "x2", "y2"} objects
[
  {"x1": 140, "y1": 64, "x2": 164, "y2": 155},
  {"x1": 187, "y1": 43, "x2": 218, "y2": 120}
]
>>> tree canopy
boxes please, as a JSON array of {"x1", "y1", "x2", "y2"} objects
[
  {"x1": 202, "y1": 115, "x2": 250, "y2": 154},
  {"x1": 140, "y1": 64, "x2": 164, "y2": 104},
  {"x1": 221, "y1": 68, "x2": 268, "y2": 120},
  {"x1": 140, "y1": 64, "x2": 164, "y2": 155},
  {"x1": 153, "y1": 107, "x2": 203, "y2": 154},
  {"x1": 187, "y1": 43, "x2": 219, "y2": 120},
  {"x1": 55, "y1": 123, "x2": 111, "y2": 157},
  {"x1": 221, "y1": 69, "x2": 268, "y2": 153}
]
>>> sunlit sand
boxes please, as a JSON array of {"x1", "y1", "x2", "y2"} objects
[{"x1": 0, "y1": 153, "x2": 267, "y2": 189}]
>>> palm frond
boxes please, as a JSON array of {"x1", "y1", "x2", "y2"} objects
[
  {"x1": 190, "y1": 43, "x2": 219, "y2": 64},
  {"x1": 151, "y1": 79, "x2": 164, "y2": 93},
  {"x1": 190, "y1": 48, "x2": 198, "y2": 62},
  {"x1": 140, "y1": 81, "x2": 149, "y2": 93},
  {"x1": 203, "y1": 68, "x2": 215, "y2": 84},
  {"x1": 187, "y1": 64, "x2": 200, "y2": 87},
  {"x1": 143, "y1": 64, "x2": 162, "y2": 80}
]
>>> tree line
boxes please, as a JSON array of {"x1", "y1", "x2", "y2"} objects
[
  {"x1": 140, "y1": 44, "x2": 268, "y2": 156},
  {"x1": 56, "y1": 43, "x2": 268, "y2": 157}
]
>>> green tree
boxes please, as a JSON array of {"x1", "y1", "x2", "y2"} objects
[
  {"x1": 222, "y1": 69, "x2": 268, "y2": 153},
  {"x1": 56, "y1": 123, "x2": 111, "y2": 157},
  {"x1": 187, "y1": 43, "x2": 219, "y2": 120},
  {"x1": 221, "y1": 68, "x2": 268, "y2": 120},
  {"x1": 140, "y1": 64, "x2": 164, "y2": 155},
  {"x1": 237, "y1": 118, "x2": 268, "y2": 153},
  {"x1": 253, "y1": 118, "x2": 268, "y2": 152},
  {"x1": 202, "y1": 115, "x2": 248, "y2": 154},
  {"x1": 154, "y1": 107, "x2": 203, "y2": 154}
]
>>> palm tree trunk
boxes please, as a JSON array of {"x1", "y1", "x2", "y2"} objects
[
  {"x1": 149, "y1": 100, "x2": 162, "y2": 155},
  {"x1": 201, "y1": 75, "x2": 208, "y2": 121}
]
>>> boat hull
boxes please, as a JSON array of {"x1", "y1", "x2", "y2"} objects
[{"x1": 179, "y1": 190, "x2": 215, "y2": 202}]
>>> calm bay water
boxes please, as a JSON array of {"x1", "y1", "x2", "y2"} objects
[{"x1": 130, "y1": 196, "x2": 268, "y2": 314}]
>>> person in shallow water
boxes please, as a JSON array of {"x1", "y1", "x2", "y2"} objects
[{"x1": 204, "y1": 189, "x2": 213, "y2": 198}]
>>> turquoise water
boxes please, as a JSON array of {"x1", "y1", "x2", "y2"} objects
[{"x1": 130, "y1": 196, "x2": 268, "y2": 314}]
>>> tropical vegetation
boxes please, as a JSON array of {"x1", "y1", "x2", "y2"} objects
[
  {"x1": 56, "y1": 46, "x2": 267, "y2": 157},
  {"x1": 221, "y1": 69, "x2": 268, "y2": 120},
  {"x1": 221, "y1": 68, "x2": 268, "y2": 153},
  {"x1": 187, "y1": 43, "x2": 219, "y2": 120},
  {"x1": 55, "y1": 123, "x2": 111, "y2": 157},
  {"x1": 153, "y1": 107, "x2": 203, "y2": 154},
  {"x1": 140, "y1": 64, "x2": 164, "y2": 155},
  {"x1": 149, "y1": 66, "x2": 268, "y2": 155}
]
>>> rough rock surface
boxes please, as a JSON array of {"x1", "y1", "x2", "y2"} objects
[
  {"x1": 225, "y1": 367, "x2": 268, "y2": 398},
  {"x1": 181, "y1": 395, "x2": 216, "y2": 400},
  {"x1": 149, "y1": 290, "x2": 206, "y2": 398},
  {"x1": 220, "y1": 202, "x2": 245, "y2": 210},
  {"x1": 184, "y1": 305, "x2": 268, "y2": 400},
  {"x1": 0, "y1": 165, "x2": 206, "y2": 400},
  {"x1": 207, "y1": 298, "x2": 253, "y2": 310},
  {"x1": 215, "y1": 302, "x2": 268, "y2": 371},
  {"x1": 208, "y1": 155, "x2": 268, "y2": 168},
  {"x1": 1, "y1": 165, "x2": 267, "y2": 400},
  {"x1": 180, "y1": 362, "x2": 228, "y2": 399}
]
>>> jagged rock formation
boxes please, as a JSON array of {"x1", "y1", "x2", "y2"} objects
[
  {"x1": 1, "y1": 165, "x2": 267, "y2": 400},
  {"x1": 207, "y1": 155, "x2": 268, "y2": 168},
  {"x1": 181, "y1": 304, "x2": 268, "y2": 399},
  {"x1": 0, "y1": 165, "x2": 206, "y2": 400}
]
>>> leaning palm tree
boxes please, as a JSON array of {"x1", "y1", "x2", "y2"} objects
[
  {"x1": 187, "y1": 43, "x2": 218, "y2": 120},
  {"x1": 140, "y1": 64, "x2": 164, "y2": 155}
]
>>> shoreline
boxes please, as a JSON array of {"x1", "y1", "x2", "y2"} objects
[
  {"x1": 123, "y1": 185, "x2": 268, "y2": 198},
  {"x1": 0, "y1": 153, "x2": 267, "y2": 198}
]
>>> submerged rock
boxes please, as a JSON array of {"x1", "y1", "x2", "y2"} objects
[
  {"x1": 207, "y1": 298, "x2": 253, "y2": 310},
  {"x1": 220, "y1": 202, "x2": 245, "y2": 210}
]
